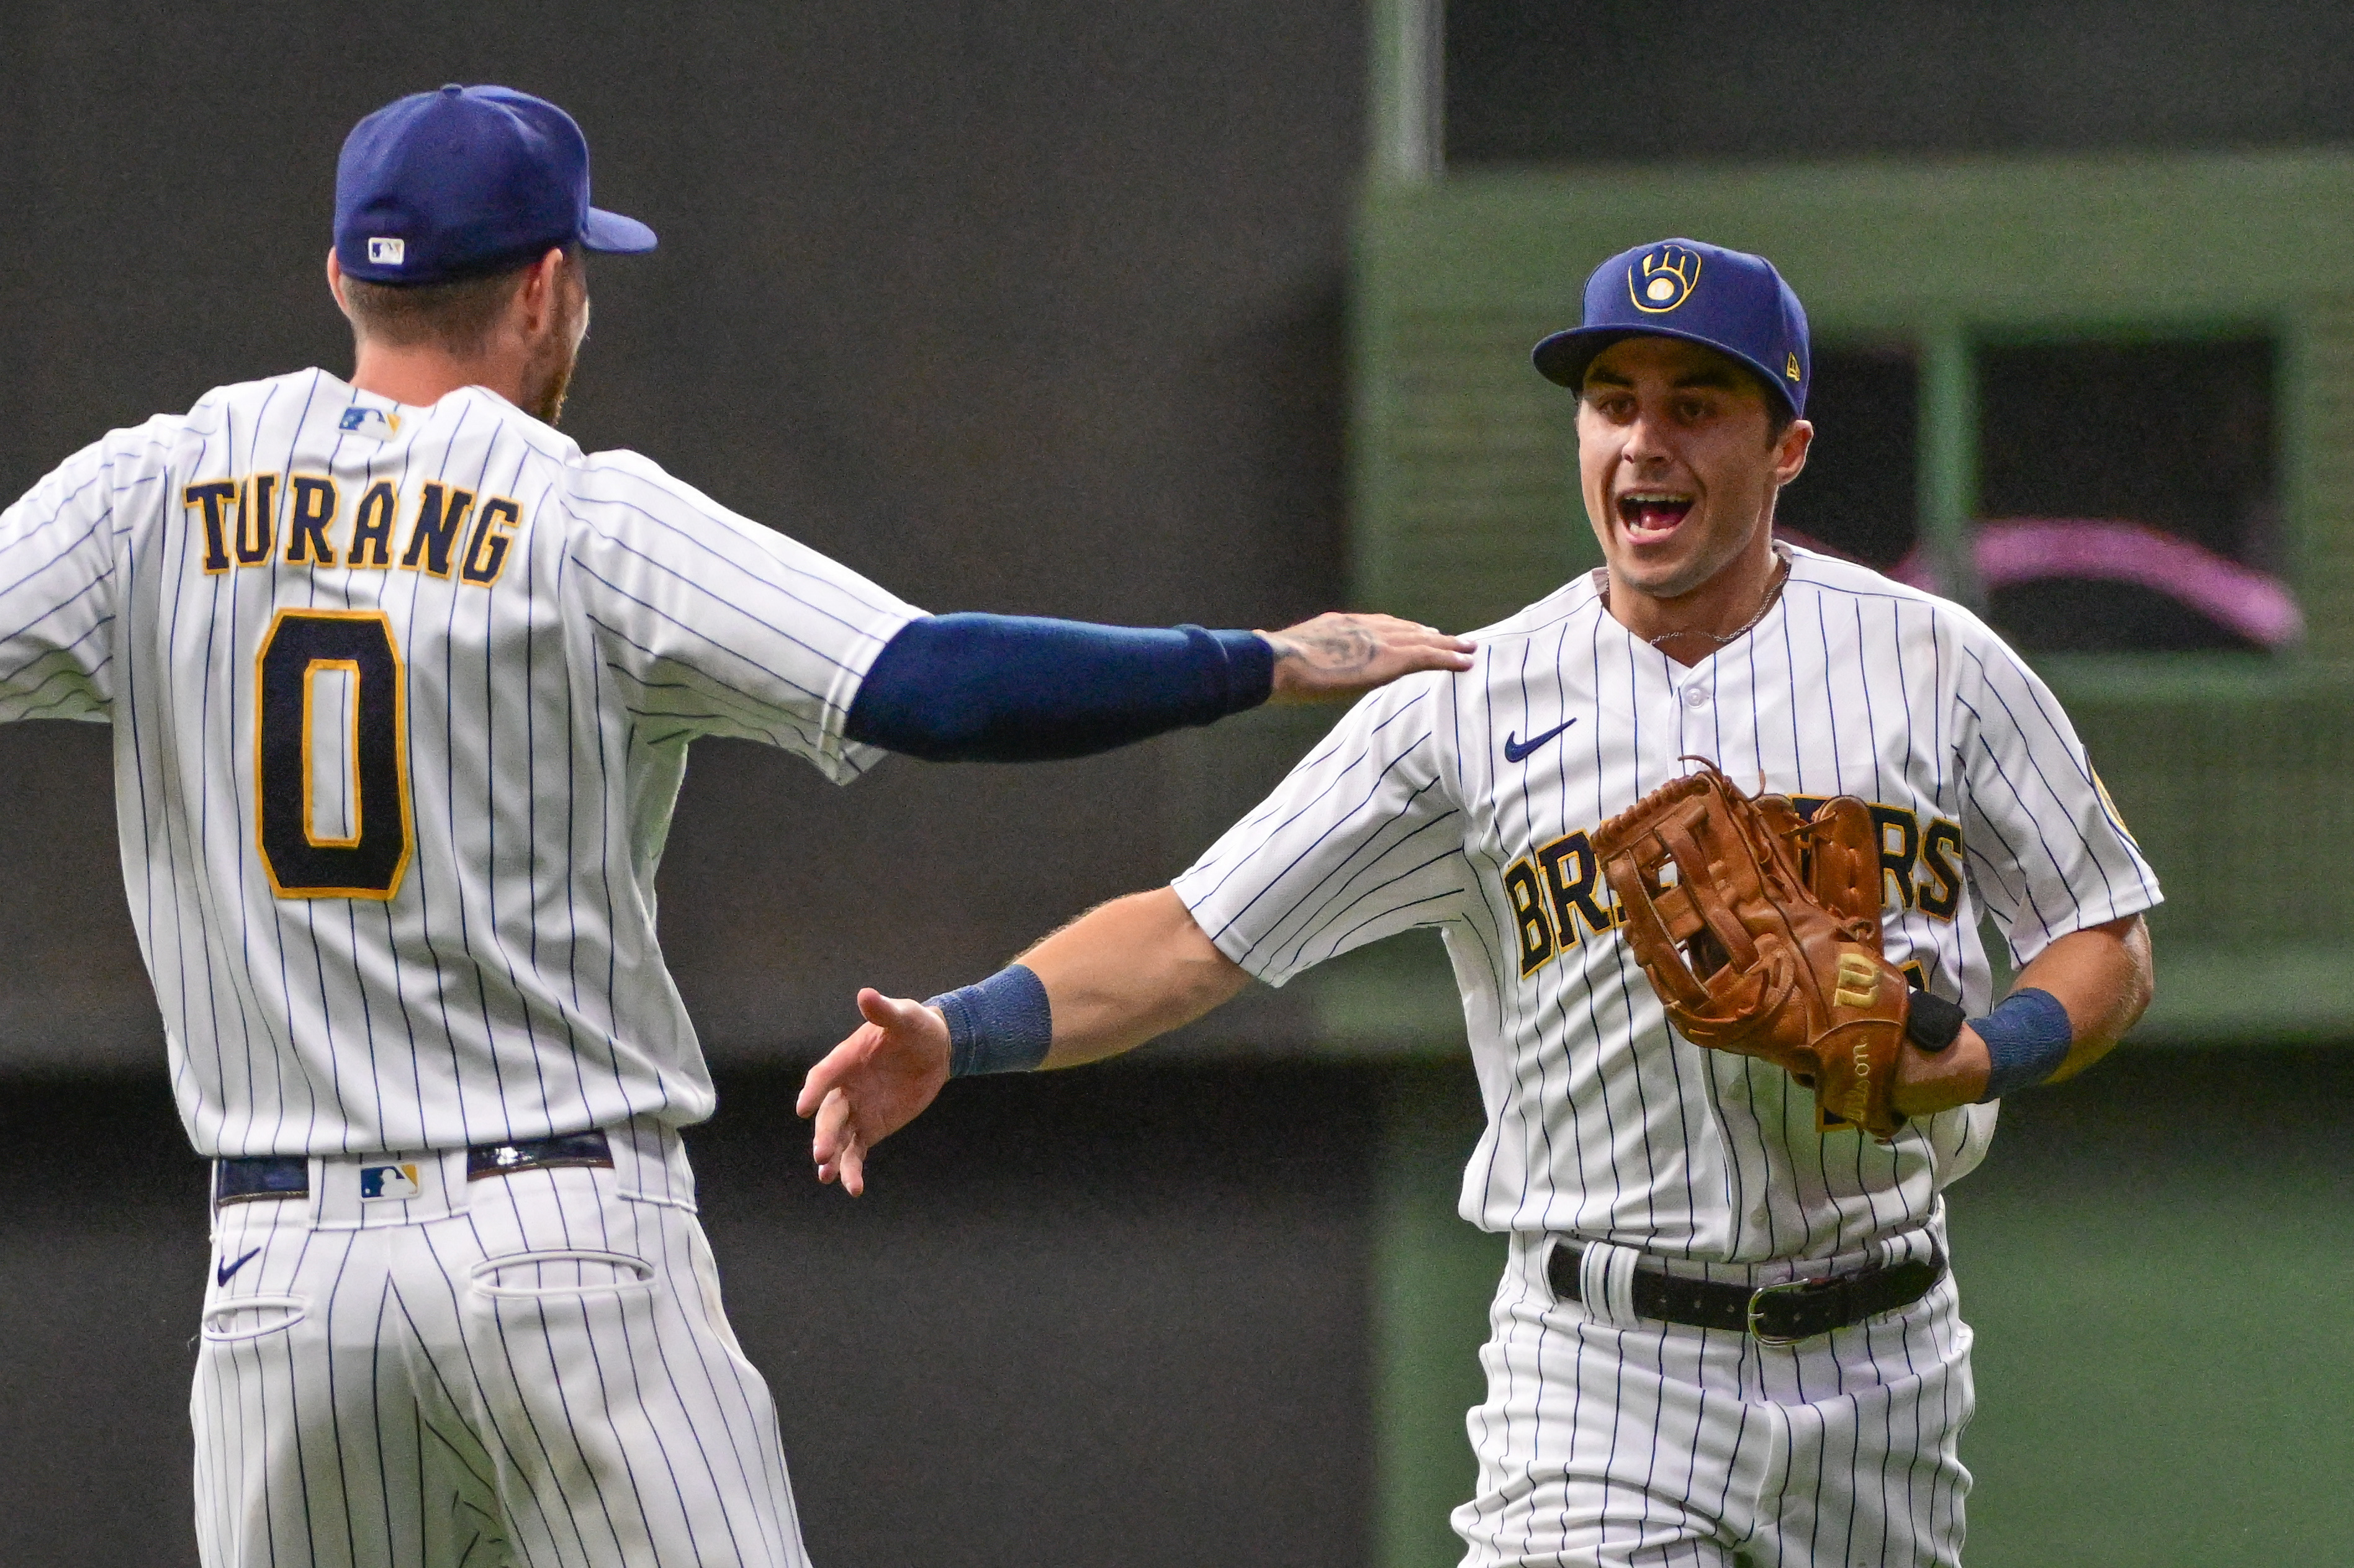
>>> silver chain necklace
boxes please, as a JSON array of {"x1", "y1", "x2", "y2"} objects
[{"x1": 1605, "y1": 554, "x2": 1792, "y2": 650}]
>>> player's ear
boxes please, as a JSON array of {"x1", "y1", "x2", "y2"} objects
[
  {"x1": 517, "y1": 247, "x2": 568, "y2": 333},
  {"x1": 1772, "y1": 418, "x2": 1814, "y2": 487},
  {"x1": 325, "y1": 249, "x2": 354, "y2": 321}
]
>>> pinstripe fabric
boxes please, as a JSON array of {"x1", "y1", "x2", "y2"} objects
[
  {"x1": 1173, "y1": 545, "x2": 2159, "y2": 1566},
  {"x1": 196, "y1": 1122, "x2": 805, "y2": 1568},
  {"x1": 0, "y1": 371, "x2": 919, "y2": 1156},
  {"x1": 4, "y1": 369, "x2": 926, "y2": 1566},
  {"x1": 1453, "y1": 1233, "x2": 1971, "y2": 1567}
]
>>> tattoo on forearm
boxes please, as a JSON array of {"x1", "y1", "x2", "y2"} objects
[{"x1": 1275, "y1": 623, "x2": 1378, "y2": 677}]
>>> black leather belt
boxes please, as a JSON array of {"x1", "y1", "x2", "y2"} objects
[
  {"x1": 214, "y1": 1156, "x2": 310, "y2": 1205},
  {"x1": 464, "y1": 1130, "x2": 615, "y2": 1181},
  {"x1": 1547, "y1": 1239, "x2": 1944, "y2": 1345},
  {"x1": 215, "y1": 1130, "x2": 615, "y2": 1205}
]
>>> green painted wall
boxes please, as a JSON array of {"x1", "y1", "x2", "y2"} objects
[
  {"x1": 1346, "y1": 149, "x2": 2354, "y2": 1038},
  {"x1": 1343, "y1": 143, "x2": 2354, "y2": 1568},
  {"x1": 1370, "y1": 1052, "x2": 2354, "y2": 1568},
  {"x1": 1350, "y1": 151, "x2": 2354, "y2": 654}
]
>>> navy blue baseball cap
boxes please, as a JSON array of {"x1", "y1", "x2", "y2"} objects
[
  {"x1": 1531, "y1": 238, "x2": 1811, "y2": 417},
  {"x1": 335, "y1": 84, "x2": 657, "y2": 286}
]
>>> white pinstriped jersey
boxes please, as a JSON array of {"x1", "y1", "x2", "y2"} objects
[
  {"x1": 0, "y1": 369, "x2": 919, "y2": 1157},
  {"x1": 1175, "y1": 546, "x2": 2160, "y2": 1263}
]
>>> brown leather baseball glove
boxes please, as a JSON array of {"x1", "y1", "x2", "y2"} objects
[{"x1": 1591, "y1": 761, "x2": 1910, "y2": 1140}]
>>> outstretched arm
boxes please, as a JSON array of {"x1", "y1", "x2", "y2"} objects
[
  {"x1": 1019, "y1": 887, "x2": 1253, "y2": 1065},
  {"x1": 842, "y1": 611, "x2": 1472, "y2": 762},
  {"x1": 796, "y1": 888, "x2": 1244, "y2": 1193}
]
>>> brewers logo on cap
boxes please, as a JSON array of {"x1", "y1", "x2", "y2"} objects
[
  {"x1": 1628, "y1": 245, "x2": 1701, "y2": 313},
  {"x1": 1531, "y1": 237, "x2": 1811, "y2": 414}
]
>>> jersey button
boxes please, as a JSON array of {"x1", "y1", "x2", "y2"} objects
[{"x1": 1681, "y1": 684, "x2": 1711, "y2": 709}]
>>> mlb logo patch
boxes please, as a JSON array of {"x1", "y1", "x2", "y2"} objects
[
  {"x1": 366, "y1": 236, "x2": 405, "y2": 266},
  {"x1": 338, "y1": 406, "x2": 399, "y2": 438},
  {"x1": 359, "y1": 1163, "x2": 421, "y2": 1201}
]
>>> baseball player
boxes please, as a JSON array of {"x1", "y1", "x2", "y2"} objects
[
  {"x1": 0, "y1": 83, "x2": 1471, "y2": 1568},
  {"x1": 802, "y1": 238, "x2": 2160, "y2": 1565}
]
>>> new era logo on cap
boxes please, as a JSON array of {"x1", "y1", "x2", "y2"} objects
[{"x1": 366, "y1": 237, "x2": 405, "y2": 266}]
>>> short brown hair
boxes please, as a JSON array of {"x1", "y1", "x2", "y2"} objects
[{"x1": 340, "y1": 263, "x2": 536, "y2": 356}]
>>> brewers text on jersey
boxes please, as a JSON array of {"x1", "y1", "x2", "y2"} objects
[{"x1": 798, "y1": 235, "x2": 2161, "y2": 1567}]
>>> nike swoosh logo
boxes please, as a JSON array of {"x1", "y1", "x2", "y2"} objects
[
  {"x1": 216, "y1": 1247, "x2": 261, "y2": 1287},
  {"x1": 1503, "y1": 718, "x2": 1579, "y2": 764}
]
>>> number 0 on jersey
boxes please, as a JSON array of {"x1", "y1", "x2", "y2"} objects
[{"x1": 255, "y1": 608, "x2": 412, "y2": 899}]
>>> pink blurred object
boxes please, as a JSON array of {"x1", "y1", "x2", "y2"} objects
[{"x1": 1776, "y1": 520, "x2": 2304, "y2": 649}]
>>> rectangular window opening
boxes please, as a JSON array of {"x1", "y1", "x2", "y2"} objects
[
  {"x1": 1775, "y1": 343, "x2": 1921, "y2": 574},
  {"x1": 1975, "y1": 335, "x2": 2289, "y2": 655}
]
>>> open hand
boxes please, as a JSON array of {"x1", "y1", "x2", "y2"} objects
[
  {"x1": 1260, "y1": 613, "x2": 1474, "y2": 703},
  {"x1": 795, "y1": 989, "x2": 954, "y2": 1195}
]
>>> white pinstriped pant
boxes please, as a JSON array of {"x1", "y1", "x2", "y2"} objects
[
  {"x1": 192, "y1": 1122, "x2": 807, "y2": 1568},
  {"x1": 1455, "y1": 1230, "x2": 1973, "y2": 1568}
]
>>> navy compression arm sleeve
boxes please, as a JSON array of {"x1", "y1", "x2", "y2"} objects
[{"x1": 842, "y1": 613, "x2": 1275, "y2": 762}]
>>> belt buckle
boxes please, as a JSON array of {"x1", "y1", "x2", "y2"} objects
[{"x1": 1744, "y1": 1278, "x2": 1815, "y2": 1346}]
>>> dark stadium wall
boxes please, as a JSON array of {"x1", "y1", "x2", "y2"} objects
[
  {"x1": 0, "y1": 1062, "x2": 1388, "y2": 1568},
  {"x1": 0, "y1": 0, "x2": 1364, "y2": 1071},
  {"x1": 1444, "y1": 0, "x2": 2354, "y2": 166},
  {"x1": 0, "y1": 4, "x2": 1375, "y2": 1563}
]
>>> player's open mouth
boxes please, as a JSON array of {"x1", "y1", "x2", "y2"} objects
[{"x1": 1617, "y1": 492, "x2": 1694, "y2": 539}]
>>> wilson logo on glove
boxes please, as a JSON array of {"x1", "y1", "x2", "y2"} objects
[{"x1": 1592, "y1": 760, "x2": 1914, "y2": 1142}]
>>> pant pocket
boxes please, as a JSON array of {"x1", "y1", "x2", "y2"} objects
[
  {"x1": 467, "y1": 1248, "x2": 656, "y2": 1300},
  {"x1": 201, "y1": 1294, "x2": 308, "y2": 1341}
]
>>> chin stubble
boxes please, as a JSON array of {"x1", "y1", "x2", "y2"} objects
[{"x1": 529, "y1": 286, "x2": 587, "y2": 426}]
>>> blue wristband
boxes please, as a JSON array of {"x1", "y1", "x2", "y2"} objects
[
  {"x1": 928, "y1": 964, "x2": 1054, "y2": 1078},
  {"x1": 1971, "y1": 987, "x2": 2073, "y2": 1101}
]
